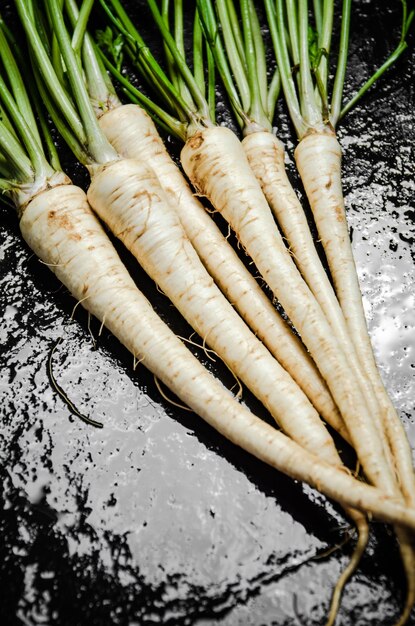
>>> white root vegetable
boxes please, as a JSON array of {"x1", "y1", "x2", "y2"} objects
[
  {"x1": 12, "y1": 0, "x2": 413, "y2": 618},
  {"x1": 94, "y1": 106, "x2": 370, "y2": 610},
  {"x1": 294, "y1": 130, "x2": 415, "y2": 626},
  {"x1": 242, "y1": 130, "x2": 384, "y2": 434},
  {"x1": 294, "y1": 130, "x2": 415, "y2": 503},
  {"x1": 93, "y1": 105, "x2": 369, "y2": 624},
  {"x1": 242, "y1": 138, "x2": 414, "y2": 596},
  {"x1": 17, "y1": 180, "x2": 414, "y2": 530},
  {"x1": 86, "y1": 156, "x2": 343, "y2": 461},
  {"x1": 241, "y1": 133, "x2": 412, "y2": 579},
  {"x1": 180, "y1": 125, "x2": 396, "y2": 493},
  {"x1": 97, "y1": 104, "x2": 347, "y2": 438}
]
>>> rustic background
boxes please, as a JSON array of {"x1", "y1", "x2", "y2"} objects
[{"x1": 0, "y1": 2, "x2": 414, "y2": 625}]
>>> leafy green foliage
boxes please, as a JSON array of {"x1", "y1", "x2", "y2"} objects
[
  {"x1": 307, "y1": 24, "x2": 319, "y2": 68},
  {"x1": 96, "y1": 26, "x2": 124, "y2": 72}
]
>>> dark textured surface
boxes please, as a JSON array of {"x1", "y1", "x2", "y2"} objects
[{"x1": 0, "y1": 2, "x2": 414, "y2": 625}]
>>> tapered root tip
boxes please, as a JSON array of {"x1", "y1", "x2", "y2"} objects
[{"x1": 325, "y1": 520, "x2": 370, "y2": 626}]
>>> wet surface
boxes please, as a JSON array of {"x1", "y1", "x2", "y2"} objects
[{"x1": 0, "y1": 2, "x2": 414, "y2": 626}]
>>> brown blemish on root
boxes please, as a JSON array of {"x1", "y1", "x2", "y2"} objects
[
  {"x1": 188, "y1": 133, "x2": 204, "y2": 150},
  {"x1": 335, "y1": 206, "x2": 345, "y2": 222},
  {"x1": 133, "y1": 189, "x2": 153, "y2": 203},
  {"x1": 191, "y1": 152, "x2": 202, "y2": 164},
  {"x1": 48, "y1": 209, "x2": 82, "y2": 240},
  {"x1": 96, "y1": 161, "x2": 117, "y2": 175}
]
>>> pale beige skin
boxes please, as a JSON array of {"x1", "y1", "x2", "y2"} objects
[
  {"x1": 185, "y1": 129, "x2": 415, "y2": 625},
  {"x1": 242, "y1": 130, "x2": 407, "y2": 624},
  {"x1": 295, "y1": 131, "x2": 415, "y2": 504},
  {"x1": 87, "y1": 156, "x2": 342, "y2": 463},
  {"x1": 17, "y1": 182, "x2": 414, "y2": 528},
  {"x1": 242, "y1": 131, "x2": 384, "y2": 438},
  {"x1": 96, "y1": 106, "x2": 369, "y2": 622},
  {"x1": 181, "y1": 125, "x2": 398, "y2": 495},
  {"x1": 97, "y1": 104, "x2": 345, "y2": 437},
  {"x1": 295, "y1": 131, "x2": 415, "y2": 626}
]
